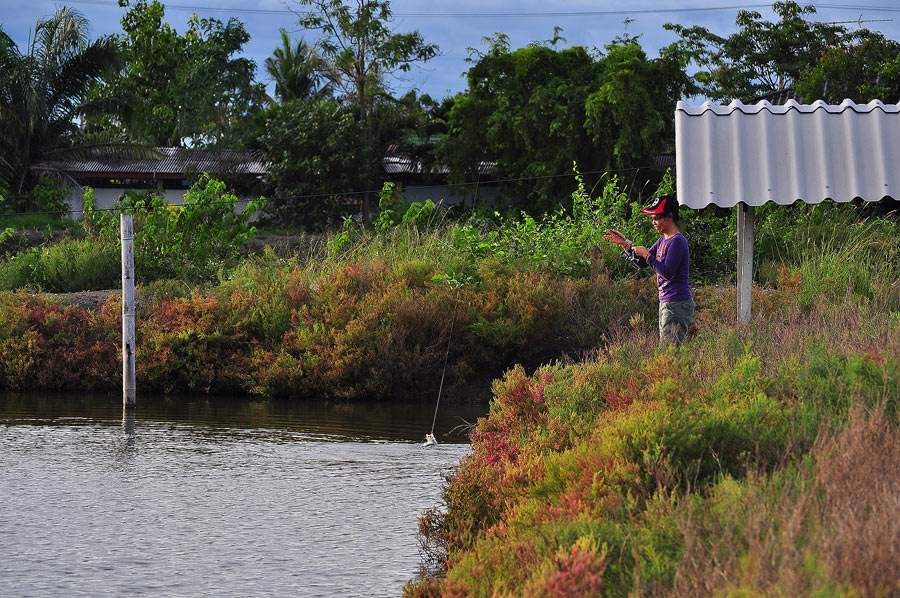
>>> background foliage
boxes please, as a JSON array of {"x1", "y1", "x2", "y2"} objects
[
  {"x1": 89, "y1": 0, "x2": 266, "y2": 148},
  {"x1": 439, "y1": 34, "x2": 695, "y2": 213},
  {"x1": 258, "y1": 99, "x2": 364, "y2": 230}
]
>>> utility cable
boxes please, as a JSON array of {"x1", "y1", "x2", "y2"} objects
[
  {"x1": 57, "y1": 0, "x2": 900, "y2": 17},
  {"x1": 0, "y1": 163, "x2": 668, "y2": 219}
]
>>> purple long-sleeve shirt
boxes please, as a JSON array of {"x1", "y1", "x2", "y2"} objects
[{"x1": 636, "y1": 233, "x2": 692, "y2": 302}]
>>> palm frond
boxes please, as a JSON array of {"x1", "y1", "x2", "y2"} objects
[{"x1": 43, "y1": 137, "x2": 163, "y2": 162}]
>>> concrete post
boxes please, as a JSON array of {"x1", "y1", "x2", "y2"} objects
[
  {"x1": 121, "y1": 213, "x2": 136, "y2": 409},
  {"x1": 736, "y1": 202, "x2": 755, "y2": 324}
]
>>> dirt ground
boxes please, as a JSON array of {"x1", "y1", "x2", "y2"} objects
[{"x1": 54, "y1": 289, "x2": 127, "y2": 312}]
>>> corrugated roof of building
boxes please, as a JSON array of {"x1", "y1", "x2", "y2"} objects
[
  {"x1": 675, "y1": 99, "x2": 900, "y2": 209},
  {"x1": 381, "y1": 151, "x2": 496, "y2": 177},
  {"x1": 35, "y1": 147, "x2": 268, "y2": 177}
]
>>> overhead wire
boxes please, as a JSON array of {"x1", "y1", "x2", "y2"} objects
[
  {"x1": 0, "y1": 163, "x2": 670, "y2": 218},
  {"x1": 56, "y1": 0, "x2": 900, "y2": 17}
]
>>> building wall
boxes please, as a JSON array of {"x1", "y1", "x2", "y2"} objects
[{"x1": 66, "y1": 186, "x2": 258, "y2": 220}]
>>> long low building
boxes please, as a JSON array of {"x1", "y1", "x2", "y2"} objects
[{"x1": 33, "y1": 147, "x2": 268, "y2": 214}]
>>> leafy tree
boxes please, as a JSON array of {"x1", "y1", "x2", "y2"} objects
[
  {"x1": 265, "y1": 30, "x2": 332, "y2": 103},
  {"x1": 439, "y1": 33, "x2": 694, "y2": 213},
  {"x1": 0, "y1": 8, "x2": 148, "y2": 203},
  {"x1": 797, "y1": 36, "x2": 900, "y2": 104},
  {"x1": 439, "y1": 34, "x2": 598, "y2": 213},
  {"x1": 258, "y1": 99, "x2": 365, "y2": 230},
  {"x1": 665, "y1": 1, "x2": 874, "y2": 101},
  {"x1": 585, "y1": 39, "x2": 696, "y2": 171},
  {"x1": 92, "y1": 0, "x2": 266, "y2": 148},
  {"x1": 292, "y1": 0, "x2": 438, "y2": 220}
]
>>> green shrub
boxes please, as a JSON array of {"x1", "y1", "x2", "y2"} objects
[
  {"x1": 0, "y1": 176, "x2": 72, "y2": 215},
  {"x1": 83, "y1": 175, "x2": 259, "y2": 284},
  {"x1": 450, "y1": 167, "x2": 613, "y2": 278},
  {"x1": 0, "y1": 237, "x2": 119, "y2": 292}
]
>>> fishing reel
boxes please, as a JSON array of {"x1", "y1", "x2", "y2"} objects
[{"x1": 620, "y1": 248, "x2": 642, "y2": 269}]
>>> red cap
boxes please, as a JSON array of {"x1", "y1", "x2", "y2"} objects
[{"x1": 641, "y1": 194, "x2": 676, "y2": 216}]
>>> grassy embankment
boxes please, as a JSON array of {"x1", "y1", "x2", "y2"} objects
[
  {"x1": 2, "y1": 184, "x2": 899, "y2": 596},
  {"x1": 0, "y1": 176, "x2": 669, "y2": 398},
  {"x1": 402, "y1": 219, "x2": 900, "y2": 597},
  {"x1": 0, "y1": 220, "x2": 657, "y2": 397}
]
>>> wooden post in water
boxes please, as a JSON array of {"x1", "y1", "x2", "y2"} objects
[
  {"x1": 121, "y1": 213, "x2": 136, "y2": 409},
  {"x1": 736, "y1": 202, "x2": 755, "y2": 324}
]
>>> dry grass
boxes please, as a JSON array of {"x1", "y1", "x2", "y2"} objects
[
  {"x1": 815, "y1": 404, "x2": 900, "y2": 596},
  {"x1": 659, "y1": 403, "x2": 900, "y2": 598}
]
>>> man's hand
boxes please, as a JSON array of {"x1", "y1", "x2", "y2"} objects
[{"x1": 603, "y1": 229, "x2": 630, "y2": 249}]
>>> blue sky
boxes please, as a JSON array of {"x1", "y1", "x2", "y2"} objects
[{"x1": 2, "y1": 1, "x2": 900, "y2": 100}]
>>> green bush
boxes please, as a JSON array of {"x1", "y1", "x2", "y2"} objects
[
  {"x1": 0, "y1": 176, "x2": 72, "y2": 215},
  {"x1": 83, "y1": 176, "x2": 259, "y2": 284},
  {"x1": 0, "y1": 237, "x2": 119, "y2": 292},
  {"x1": 0, "y1": 177, "x2": 258, "y2": 291},
  {"x1": 450, "y1": 167, "x2": 618, "y2": 278}
]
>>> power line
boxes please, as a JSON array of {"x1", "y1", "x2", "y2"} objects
[
  {"x1": 54, "y1": 0, "x2": 900, "y2": 18},
  {"x1": 0, "y1": 163, "x2": 668, "y2": 218}
]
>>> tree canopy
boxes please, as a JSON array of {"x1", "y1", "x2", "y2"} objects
[
  {"x1": 291, "y1": 0, "x2": 439, "y2": 220},
  {"x1": 0, "y1": 7, "x2": 150, "y2": 205},
  {"x1": 797, "y1": 36, "x2": 900, "y2": 104},
  {"x1": 439, "y1": 33, "x2": 695, "y2": 213},
  {"x1": 259, "y1": 99, "x2": 364, "y2": 229},
  {"x1": 665, "y1": 1, "x2": 876, "y2": 101},
  {"x1": 265, "y1": 30, "x2": 332, "y2": 104},
  {"x1": 91, "y1": 0, "x2": 266, "y2": 148},
  {"x1": 5, "y1": 1, "x2": 900, "y2": 228}
]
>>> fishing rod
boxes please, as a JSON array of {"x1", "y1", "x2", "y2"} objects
[{"x1": 602, "y1": 224, "x2": 645, "y2": 269}]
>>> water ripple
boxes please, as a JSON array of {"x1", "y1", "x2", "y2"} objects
[{"x1": 0, "y1": 397, "x2": 482, "y2": 597}]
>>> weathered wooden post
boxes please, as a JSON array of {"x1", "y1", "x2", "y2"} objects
[
  {"x1": 736, "y1": 203, "x2": 754, "y2": 324},
  {"x1": 121, "y1": 213, "x2": 136, "y2": 409}
]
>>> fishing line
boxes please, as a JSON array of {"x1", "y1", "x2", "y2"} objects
[{"x1": 424, "y1": 286, "x2": 461, "y2": 447}]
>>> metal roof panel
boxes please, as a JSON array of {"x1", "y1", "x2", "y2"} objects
[
  {"x1": 36, "y1": 147, "x2": 268, "y2": 177},
  {"x1": 676, "y1": 100, "x2": 900, "y2": 208}
]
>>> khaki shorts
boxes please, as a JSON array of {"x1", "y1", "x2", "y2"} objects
[{"x1": 659, "y1": 299, "x2": 695, "y2": 345}]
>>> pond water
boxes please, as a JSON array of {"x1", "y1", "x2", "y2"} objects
[{"x1": 0, "y1": 394, "x2": 486, "y2": 597}]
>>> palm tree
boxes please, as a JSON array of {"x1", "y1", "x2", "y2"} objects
[
  {"x1": 0, "y1": 7, "x2": 154, "y2": 203},
  {"x1": 265, "y1": 29, "x2": 332, "y2": 104}
]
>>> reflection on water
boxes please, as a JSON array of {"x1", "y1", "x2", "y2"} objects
[
  {"x1": 0, "y1": 393, "x2": 485, "y2": 443},
  {"x1": 0, "y1": 394, "x2": 485, "y2": 597}
]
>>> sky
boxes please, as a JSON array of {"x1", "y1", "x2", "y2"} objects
[{"x1": 2, "y1": 0, "x2": 900, "y2": 101}]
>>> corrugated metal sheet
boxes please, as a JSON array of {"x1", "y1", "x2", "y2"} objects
[
  {"x1": 675, "y1": 99, "x2": 900, "y2": 209},
  {"x1": 37, "y1": 147, "x2": 268, "y2": 177},
  {"x1": 381, "y1": 151, "x2": 496, "y2": 177}
]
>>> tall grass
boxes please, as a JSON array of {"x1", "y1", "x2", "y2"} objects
[
  {"x1": 0, "y1": 213, "x2": 80, "y2": 231},
  {"x1": 757, "y1": 203, "x2": 900, "y2": 294},
  {"x1": 662, "y1": 403, "x2": 900, "y2": 598},
  {"x1": 0, "y1": 238, "x2": 119, "y2": 292},
  {"x1": 404, "y1": 228, "x2": 900, "y2": 598}
]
